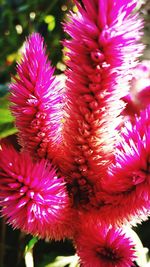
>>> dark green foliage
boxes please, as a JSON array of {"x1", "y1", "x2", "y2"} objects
[{"x1": 0, "y1": 0, "x2": 73, "y2": 84}]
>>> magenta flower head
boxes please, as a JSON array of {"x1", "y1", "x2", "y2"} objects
[
  {"x1": 60, "y1": 0, "x2": 143, "y2": 212},
  {"x1": 101, "y1": 106, "x2": 150, "y2": 224},
  {"x1": 0, "y1": 144, "x2": 72, "y2": 240},
  {"x1": 0, "y1": 0, "x2": 148, "y2": 264},
  {"x1": 10, "y1": 33, "x2": 63, "y2": 160},
  {"x1": 75, "y1": 223, "x2": 135, "y2": 267}
]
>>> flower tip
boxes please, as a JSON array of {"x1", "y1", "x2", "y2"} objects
[{"x1": 0, "y1": 145, "x2": 72, "y2": 240}]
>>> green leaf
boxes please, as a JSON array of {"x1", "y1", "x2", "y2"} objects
[
  {"x1": 25, "y1": 237, "x2": 38, "y2": 255},
  {"x1": 0, "y1": 122, "x2": 17, "y2": 138},
  {"x1": 0, "y1": 93, "x2": 16, "y2": 138},
  {"x1": 0, "y1": 95, "x2": 13, "y2": 121},
  {"x1": 0, "y1": 94, "x2": 10, "y2": 109},
  {"x1": 0, "y1": 109, "x2": 14, "y2": 124}
]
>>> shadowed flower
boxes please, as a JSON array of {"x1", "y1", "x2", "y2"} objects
[
  {"x1": 10, "y1": 33, "x2": 63, "y2": 160},
  {"x1": 75, "y1": 223, "x2": 135, "y2": 267},
  {"x1": 59, "y1": 0, "x2": 143, "y2": 212},
  {"x1": 101, "y1": 106, "x2": 150, "y2": 224},
  {"x1": 0, "y1": 144, "x2": 72, "y2": 240}
]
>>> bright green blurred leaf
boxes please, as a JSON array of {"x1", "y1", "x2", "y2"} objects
[
  {"x1": 0, "y1": 94, "x2": 10, "y2": 108},
  {"x1": 24, "y1": 237, "x2": 38, "y2": 267},
  {"x1": 0, "y1": 109, "x2": 14, "y2": 124},
  {"x1": 44, "y1": 15, "x2": 55, "y2": 31},
  {"x1": 0, "y1": 94, "x2": 16, "y2": 138},
  {"x1": 25, "y1": 237, "x2": 38, "y2": 255},
  {"x1": 0, "y1": 94, "x2": 14, "y2": 124}
]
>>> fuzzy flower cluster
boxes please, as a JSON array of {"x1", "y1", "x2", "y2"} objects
[{"x1": 0, "y1": 0, "x2": 149, "y2": 266}]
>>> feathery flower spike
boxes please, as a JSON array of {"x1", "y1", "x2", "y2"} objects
[
  {"x1": 0, "y1": 0, "x2": 147, "y2": 264},
  {"x1": 10, "y1": 33, "x2": 63, "y2": 160},
  {"x1": 75, "y1": 223, "x2": 135, "y2": 267},
  {"x1": 0, "y1": 144, "x2": 72, "y2": 240},
  {"x1": 101, "y1": 106, "x2": 150, "y2": 225},
  {"x1": 60, "y1": 0, "x2": 144, "y2": 212}
]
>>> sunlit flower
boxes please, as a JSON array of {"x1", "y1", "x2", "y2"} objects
[
  {"x1": 10, "y1": 33, "x2": 63, "y2": 160},
  {"x1": 0, "y1": 144, "x2": 72, "y2": 240},
  {"x1": 0, "y1": 0, "x2": 147, "y2": 264},
  {"x1": 76, "y1": 223, "x2": 135, "y2": 267},
  {"x1": 101, "y1": 106, "x2": 150, "y2": 224},
  {"x1": 60, "y1": 0, "x2": 143, "y2": 211}
]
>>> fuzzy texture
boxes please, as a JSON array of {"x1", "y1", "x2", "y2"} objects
[
  {"x1": 0, "y1": 0, "x2": 147, "y2": 264},
  {"x1": 60, "y1": 0, "x2": 144, "y2": 211},
  {"x1": 75, "y1": 223, "x2": 135, "y2": 267},
  {"x1": 0, "y1": 144, "x2": 72, "y2": 240},
  {"x1": 101, "y1": 106, "x2": 150, "y2": 224},
  {"x1": 10, "y1": 33, "x2": 63, "y2": 160}
]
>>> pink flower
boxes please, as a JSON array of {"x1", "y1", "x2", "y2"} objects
[
  {"x1": 0, "y1": 0, "x2": 147, "y2": 263},
  {"x1": 101, "y1": 106, "x2": 150, "y2": 224},
  {"x1": 59, "y1": 0, "x2": 143, "y2": 211},
  {"x1": 75, "y1": 223, "x2": 135, "y2": 267},
  {"x1": 10, "y1": 33, "x2": 63, "y2": 160},
  {"x1": 0, "y1": 144, "x2": 72, "y2": 240}
]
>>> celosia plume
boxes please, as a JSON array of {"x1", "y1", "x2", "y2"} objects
[
  {"x1": 75, "y1": 223, "x2": 135, "y2": 267},
  {"x1": 10, "y1": 33, "x2": 63, "y2": 160},
  {"x1": 101, "y1": 106, "x2": 150, "y2": 224},
  {"x1": 0, "y1": 0, "x2": 148, "y2": 266},
  {"x1": 0, "y1": 144, "x2": 72, "y2": 240},
  {"x1": 59, "y1": 0, "x2": 143, "y2": 212}
]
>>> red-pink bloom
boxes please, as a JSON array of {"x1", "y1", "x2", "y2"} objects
[
  {"x1": 59, "y1": 0, "x2": 143, "y2": 211},
  {"x1": 0, "y1": 144, "x2": 72, "y2": 240},
  {"x1": 101, "y1": 106, "x2": 150, "y2": 224},
  {"x1": 10, "y1": 33, "x2": 63, "y2": 160},
  {"x1": 75, "y1": 223, "x2": 135, "y2": 267}
]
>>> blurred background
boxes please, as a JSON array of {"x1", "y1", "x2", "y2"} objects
[{"x1": 0, "y1": 0, "x2": 150, "y2": 266}]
